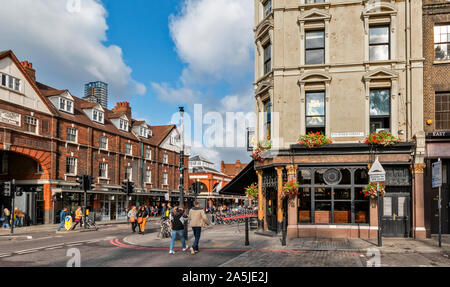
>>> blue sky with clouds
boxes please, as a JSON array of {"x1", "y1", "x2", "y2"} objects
[{"x1": 0, "y1": 0, "x2": 255, "y2": 168}]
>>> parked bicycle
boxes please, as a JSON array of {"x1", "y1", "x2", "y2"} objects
[{"x1": 157, "y1": 217, "x2": 172, "y2": 238}]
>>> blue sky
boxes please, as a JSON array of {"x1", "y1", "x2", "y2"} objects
[{"x1": 0, "y1": 0, "x2": 255, "y2": 167}]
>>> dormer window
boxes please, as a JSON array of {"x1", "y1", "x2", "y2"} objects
[
  {"x1": 59, "y1": 97, "x2": 74, "y2": 113},
  {"x1": 140, "y1": 126, "x2": 148, "y2": 137},
  {"x1": 119, "y1": 119, "x2": 129, "y2": 131},
  {"x1": 93, "y1": 109, "x2": 104, "y2": 124},
  {"x1": 148, "y1": 129, "x2": 153, "y2": 137}
]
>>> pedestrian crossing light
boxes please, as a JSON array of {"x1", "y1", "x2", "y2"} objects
[
  {"x1": 76, "y1": 175, "x2": 84, "y2": 190},
  {"x1": 3, "y1": 181, "x2": 11, "y2": 196},
  {"x1": 122, "y1": 180, "x2": 134, "y2": 195}
]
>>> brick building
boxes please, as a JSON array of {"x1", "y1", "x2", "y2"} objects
[
  {"x1": 422, "y1": 0, "x2": 450, "y2": 236},
  {"x1": 220, "y1": 160, "x2": 248, "y2": 177},
  {"x1": 0, "y1": 50, "x2": 190, "y2": 225}
]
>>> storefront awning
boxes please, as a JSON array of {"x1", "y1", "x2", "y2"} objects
[{"x1": 219, "y1": 161, "x2": 256, "y2": 196}]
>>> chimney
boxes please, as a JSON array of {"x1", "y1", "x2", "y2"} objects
[
  {"x1": 112, "y1": 102, "x2": 132, "y2": 120},
  {"x1": 20, "y1": 61, "x2": 36, "y2": 82},
  {"x1": 221, "y1": 160, "x2": 225, "y2": 173}
]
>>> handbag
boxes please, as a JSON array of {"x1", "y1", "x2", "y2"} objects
[
  {"x1": 130, "y1": 217, "x2": 136, "y2": 223},
  {"x1": 137, "y1": 217, "x2": 143, "y2": 224}
]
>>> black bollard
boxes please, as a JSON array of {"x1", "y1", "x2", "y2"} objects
[
  {"x1": 281, "y1": 218, "x2": 287, "y2": 246},
  {"x1": 245, "y1": 217, "x2": 250, "y2": 246}
]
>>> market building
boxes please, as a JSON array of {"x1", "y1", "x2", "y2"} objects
[
  {"x1": 188, "y1": 155, "x2": 245, "y2": 208},
  {"x1": 252, "y1": 0, "x2": 426, "y2": 239},
  {"x1": 422, "y1": 0, "x2": 450, "y2": 237},
  {"x1": 0, "y1": 50, "x2": 190, "y2": 225}
]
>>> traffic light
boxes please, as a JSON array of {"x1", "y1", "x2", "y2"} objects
[
  {"x1": 15, "y1": 187, "x2": 23, "y2": 197},
  {"x1": 85, "y1": 175, "x2": 95, "y2": 191},
  {"x1": 76, "y1": 175, "x2": 84, "y2": 190},
  {"x1": 121, "y1": 180, "x2": 134, "y2": 195}
]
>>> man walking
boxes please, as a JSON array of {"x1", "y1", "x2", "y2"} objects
[
  {"x1": 57, "y1": 208, "x2": 68, "y2": 232},
  {"x1": 188, "y1": 201, "x2": 210, "y2": 254}
]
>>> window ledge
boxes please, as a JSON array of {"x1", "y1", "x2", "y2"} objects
[
  {"x1": 0, "y1": 85, "x2": 25, "y2": 96},
  {"x1": 363, "y1": 60, "x2": 397, "y2": 65},
  {"x1": 98, "y1": 177, "x2": 110, "y2": 180},
  {"x1": 65, "y1": 173, "x2": 77, "y2": 177},
  {"x1": 433, "y1": 60, "x2": 450, "y2": 65},
  {"x1": 299, "y1": 2, "x2": 330, "y2": 9},
  {"x1": 255, "y1": 71, "x2": 274, "y2": 85}
]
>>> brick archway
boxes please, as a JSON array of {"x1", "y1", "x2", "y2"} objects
[{"x1": 8, "y1": 146, "x2": 51, "y2": 179}]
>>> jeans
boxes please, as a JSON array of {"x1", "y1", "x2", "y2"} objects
[
  {"x1": 57, "y1": 221, "x2": 65, "y2": 231},
  {"x1": 192, "y1": 227, "x2": 202, "y2": 251},
  {"x1": 14, "y1": 218, "x2": 22, "y2": 227},
  {"x1": 169, "y1": 229, "x2": 186, "y2": 251}
]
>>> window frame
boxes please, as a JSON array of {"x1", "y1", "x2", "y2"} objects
[
  {"x1": 435, "y1": 92, "x2": 450, "y2": 130},
  {"x1": 434, "y1": 24, "x2": 450, "y2": 61},
  {"x1": 145, "y1": 169, "x2": 152, "y2": 184},
  {"x1": 369, "y1": 25, "x2": 391, "y2": 62},
  {"x1": 163, "y1": 153, "x2": 168, "y2": 164},
  {"x1": 369, "y1": 88, "x2": 391, "y2": 133},
  {"x1": 99, "y1": 162, "x2": 108, "y2": 178},
  {"x1": 263, "y1": 0, "x2": 272, "y2": 18},
  {"x1": 99, "y1": 136, "x2": 108, "y2": 150},
  {"x1": 305, "y1": 30, "x2": 325, "y2": 65},
  {"x1": 162, "y1": 172, "x2": 168, "y2": 186},
  {"x1": 305, "y1": 91, "x2": 326, "y2": 134},
  {"x1": 66, "y1": 157, "x2": 77, "y2": 175},
  {"x1": 145, "y1": 148, "x2": 151, "y2": 160},
  {"x1": 125, "y1": 143, "x2": 132, "y2": 155},
  {"x1": 263, "y1": 100, "x2": 272, "y2": 139},
  {"x1": 67, "y1": 127, "x2": 77, "y2": 143},
  {"x1": 24, "y1": 115, "x2": 38, "y2": 134},
  {"x1": 125, "y1": 166, "x2": 132, "y2": 181},
  {"x1": 263, "y1": 42, "x2": 272, "y2": 75}
]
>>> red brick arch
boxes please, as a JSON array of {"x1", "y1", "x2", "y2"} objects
[{"x1": 8, "y1": 146, "x2": 52, "y2": 179}]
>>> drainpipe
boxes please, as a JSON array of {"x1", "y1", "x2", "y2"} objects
[{"x1": 405, "y1": 0, "x2": 411, "y2": 142}]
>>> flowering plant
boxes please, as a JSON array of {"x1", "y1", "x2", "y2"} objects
[
  {"x1": 362, "y1": 181, "x2": 385, "y2": 199},
  {"x1": 245, "y1": 183, "x2": 258, "y2": 199},
  {"x1": 298, "y1": 132, "x2": 332, "y2": 148},
  {"x1": 280, "y1": 180, "x2": 300, "y2": 201},
  {"x1": 251, "y1": 136, "x2": 272, "y2": 163},
  {"x1": 364, "y1": 130, "x2": 399, "y2": 147}
]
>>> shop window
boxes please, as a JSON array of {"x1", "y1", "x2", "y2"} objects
[
  {"x1": 298, "y1": 169, "x2": 312, "y2": 185},
  {"x1": 369, "y1": 26, "x2": 390, "y2": 61},
  {"x1": 306, "y1": 91, "x2": 325, "y2": 134},
  {"x1": 334, "y1": 202, "x2": 351, "y2": 224},
  {"x1": 355, "y1": 201, "x2": 369, "y2": 224},
  {"x1": 298, "y1": 188, "x2": 311, "y2": 223},
  {"x1": 1, "y1": 153, "x2": 8, "y2": 174},
  {"x1": 355, "y1": 169, "x2": 369, "y2": 185},
  {"x1": 314, "y1": 202, "x2": 331, "y2": 223},
  {"x1": 435, "y1": 92, "x2": 450, "y2": 130},
  {"x1": 315, "y1": 187, "x2": 331, "y2": 200},
  {"x1": 334, "y1": 188, "x2": 351, "y2": 200},
  {"x1": 434, "y1": 24, "x2": 450, "y2": 61},
  {"x1": 305, "y1": 30, "x2": 325, "y2": 65},
  {"x1": 369, "y1": 89, "x2": 390, "y2": 133}
]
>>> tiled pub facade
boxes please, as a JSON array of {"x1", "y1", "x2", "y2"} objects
[{"x1": 0, "y1": 50, "x2": 189, "y2": 225}]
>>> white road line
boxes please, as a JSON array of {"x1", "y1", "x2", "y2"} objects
[
  {"x1": 86, "y1": 240, "x2": 100, "y2": 244},
  {"x1": 66, "y1": 243, "x2": 83, "y2": 247},
  {"x1": 15, "y1": 250, "x2": 39, "y2": 255},
  {"x1": 0, "y1": 253, "x2": 12, "y2": 258},
  {"x1": 13, "y1": 243, "x2": 65, "y2": 254},
  {"x1": 45, "y1": 246, "x2": 63, "y2": 250}
]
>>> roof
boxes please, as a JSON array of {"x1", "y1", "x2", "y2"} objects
[
  {"x1": 221, "y1": 160, "x2": 248, "y2": 177},
  {"x1": 191, "y1": 166, "x2": 229, "y2": 177},
  {"x1": 219, "y1": 161, "x2": 256, "y2": 196},
  {"x1": 190, "y1": 155, "x2": 214, "y2": 164}
]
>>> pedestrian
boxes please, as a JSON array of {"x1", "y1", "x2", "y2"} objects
[
  {"x1": 188, "y1": 201, "x2": 210, "y2": 254},
  {"x1": 71, "y1": 206, "x2": 83, "y2": 230},
  {"x1": 169, "y1": 205, "x2": 189, "y2": 254},
  {"x1": 161, "y1": 203, "x2": 167, "y2": 218},
  {"x1": 57, "y1": 207, "x2": 68, "y2": 232},
  {"x1": 2, "y1": 208, "x2": 10, "y2": 229},
  {"x1": 128, "y1": 206, "x2": 138, "y2": 233},
  {"x1": 137, "y1": 206, "x2": 149, "y2": 235},
  {"x1": 166, "y1": 202, "x2": 172, "y2": 218},
  {"x1": 13, "y1": 208, "x2": 24, "y2": 227}
]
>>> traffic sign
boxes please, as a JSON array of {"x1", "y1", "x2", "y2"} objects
[
  {"x1": 432, "y1": 160, "x2": 442, "y2": 188},
  {"x1": 368, "y1": 156, "x2": 386, "y2": 182},
  {"x1": 64, "y1": 215, "x2": 73, "y2": 231}
]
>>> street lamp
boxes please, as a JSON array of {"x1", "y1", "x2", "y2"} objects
[
  {"x1": 179, "y1": 107, "x2": 188, "y2": 239},
  {"x1": 368, "y1": 156, "x2": 385, "y2": 247}
]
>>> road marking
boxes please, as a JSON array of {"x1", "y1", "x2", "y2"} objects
[
  {"x1": 86, "y1": 240, "x2": 100, "y2": 244},
  {"x1": 45, "y1": 246, "x2": 63, "y2": 250},
  {"x1": 0, "y1": 253, "x2": 12, "y2": 258},
  {"x1": 66, "y1": 243, "x2": 83, "y2": 247},
  {"x1": 16, "y1": 250, "x2": 39, "y2": 255}
]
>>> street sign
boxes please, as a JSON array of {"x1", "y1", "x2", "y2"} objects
[
  {"x1": 368, "y1": 156, "x2": 386, "y2": 182},
  {"x1": 64, "y1": 215, "x2": 73, "y2": 231},
  {"x1": 164, "y1": 193, "x2": 169, "y2": 201},
  {"x1": 432, "y1": 160, "x2": 442, "y2": 188}
]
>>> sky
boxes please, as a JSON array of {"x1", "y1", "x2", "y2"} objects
[{"x1": 0, "y1": 0, "x2": 255, "y2": 169}]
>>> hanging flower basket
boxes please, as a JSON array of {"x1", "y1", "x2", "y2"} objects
[
  {"x1": 362, "y1": 181, "x2": 385, "y2": 200},
  {"x1": 280, "y1": 179, "x2": 300, "y2": 201},
  {"x1": 364, "y1": 130, "x2": 399, "y2": 147},
  {"x1": 251, "y1": 136, "x2": 272, "y2": 163},
  {"x1": 298, "y1": 132, "x2": 332, "y2": 148},
  {"x1": 245, "y1": 183, "x2": 258, "y2": 200}
]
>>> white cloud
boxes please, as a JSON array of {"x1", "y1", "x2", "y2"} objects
[
  {"x1": 0, "y1": 0, "x2": 145, "y2": 104},
  {"x1": 169, "y1": 0, "x2": 254, "y2": 80},
  {"x1": 151, "y1": 82, "x2": 200, "y2": 104}
]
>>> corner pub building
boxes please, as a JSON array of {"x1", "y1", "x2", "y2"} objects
[
  {"x1": 253, "y1": 0, "x2": 427, "y2": 239},
  {"x1": 0, "y1": 50, "x2": 190, "y2": 225}
]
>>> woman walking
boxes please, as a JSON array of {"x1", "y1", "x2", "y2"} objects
[
  {"x1": 128, "y1": 206, "x2": 138, "y2": 233},
  {"x1": 137, "y1": 206, "x2": 149, "y2": 235},
  {"x1": 2, "y1": 208, "x2": 10, "y2": 229},
  {"x1": 169, "y1": 205, "x2": 189, "y2": 254},
  {"x1": 71, "y1": 206, "x2": 83, "y2": 230}
]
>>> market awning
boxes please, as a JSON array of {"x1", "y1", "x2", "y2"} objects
[{"x1": 219, "y1": 160, "x2": 256, "y2": 196}]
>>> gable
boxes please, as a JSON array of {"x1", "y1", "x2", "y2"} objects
[
  {"x1": 0, "y1": 56, "x2": 52, "y2": 115},
  {"x1": 160, "y1": 128, "x2": 181, "y2": 152}
]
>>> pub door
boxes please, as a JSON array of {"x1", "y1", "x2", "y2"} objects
[
  {"x1": 266, "y1": 188, "x2": 277, "y2": 232},
  {"x1": 382, "y1": 192, "x2": 411, "y2": 237},
  {"x1": 431, "y1": 160, "x2": 450, "y2": 234}
]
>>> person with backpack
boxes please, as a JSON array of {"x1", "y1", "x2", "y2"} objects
[
  {"x1": 188, "y1": 201, "x2": 210, "y2": 254},
  {"x1": 169, "y1": 205, "x2": 189, "y2": 254},
  {"x1": 128, "y1": 206, "x2": 138, "y2": 233},
  {"x1": 137, "y1": 206, "x2": 149, "y2": 235}
]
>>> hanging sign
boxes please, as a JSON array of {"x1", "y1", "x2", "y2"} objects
[{"x1": 368, "y1": 156, "x2": 386, "y2": 182}]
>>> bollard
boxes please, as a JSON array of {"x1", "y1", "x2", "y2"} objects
[
  {"x1": 281, "y1": 218, "x2": 287, "y2": 246},
  {"x1": 245, "y1": 217, "x2": 250, "y2": 246}
]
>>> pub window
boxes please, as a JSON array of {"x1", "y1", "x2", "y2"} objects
[
  {"x1": 305, "y1": 91, "x2": 325, "y2": 134},
  {"x1": 264, "y1": 100, "x2": 271, "y2": 138},
  {"x1": 434, "y1": 24, "x2": 450, "y2": 61},
  {"x1": 305, "y1": 30, "x2": 325, "y2": 65},
  {"x1": 435, "y1": 92, "x2": 450, "y2": 130},
  {"x1": 66, "y1": 157, "x2": 77, "y2": 175},
  {"x1": 24, "y1": 115, "x2": 38, "y2": 134},
  {"x1": 297, "y1": 167, "x2": 370, "y2": 225},
  {"x1": 369, "y1": 89, "x2": 390, "y2": 133},
  {"x1": 99, "y1": 162, "x2": 108, "y2": 178},
  {"x1": 263, "y1": 42, "x2": 272, "y2": 75},
  {"x1": 263, "y1": 0, "x2": 272, "y2": 17},
  {"x1": 369, "y1": 26, "x2": 390, "y2": 61},
  {"x1": 67, "y1": 127, "x2": 77, "y2": 143}
]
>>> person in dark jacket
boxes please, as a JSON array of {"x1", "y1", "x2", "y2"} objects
[
  {"x1": 57, "y1": 208, "x2": 68, "y2": 231},
  {"x1": 169, "y1": 205, "x2": 189, "y2": 254}
]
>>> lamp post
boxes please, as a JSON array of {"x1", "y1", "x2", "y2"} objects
[
  {"x1": 368, "y1": 156, "x2": 385, "y2": 247},
  {"x1": 179, "y1": 107, "x2": 188, "y2": 239}
]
